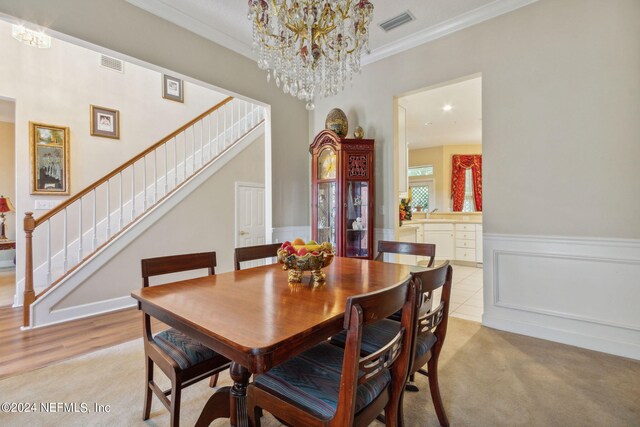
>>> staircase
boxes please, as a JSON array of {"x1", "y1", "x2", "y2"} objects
[{"x1": 21, "y1": 96, "x2": 266, "y2": 327}]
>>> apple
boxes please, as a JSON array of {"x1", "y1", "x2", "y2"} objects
[
  {"x1": 282, "y1": 241, "x2": 291, "y2": 247},
  {"x1": 285, "y1": 246, "x2": 296, "y2": 255},
  {"x1": 306, "y1": 240, "x2": 318, "y2": 245},
  {"x1": 311, "y1": 251, "x2": 320, "y2": 256},
  {"x1": 297, "y1": 247, "x2": 309, "y2": 256}
]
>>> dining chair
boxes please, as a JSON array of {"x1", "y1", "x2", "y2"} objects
[
  {"x1": 330, "y1": 261, "x2": 453, "y2": 426},
  {"x1": 234, "y1": 242, "x2": 282, "y2": 270},
  {"x1": 375, "y1": 240, "x2": 436, "y2": 267},
  {"x1": 247, "y1": 275, "x2": 419, "y2": 427},
  {"x1": 141, "y1": 251, "x2": 231, "y2": 427}
]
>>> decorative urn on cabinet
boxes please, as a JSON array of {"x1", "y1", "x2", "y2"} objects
[{"x1": 324, "y1": 108, "x2": 349, "y2": 137}]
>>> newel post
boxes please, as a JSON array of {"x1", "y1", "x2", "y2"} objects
[{"x1": 23, "y1": 212, "x2": 35, "y2": 327}]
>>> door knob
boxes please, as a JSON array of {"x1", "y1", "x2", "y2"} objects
[{"x1": 239, "y1": 231, "x2": 249, "y2": 235}]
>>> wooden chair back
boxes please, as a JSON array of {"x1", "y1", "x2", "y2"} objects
[
  {"x1": 333, "y1": 275, "x2": 419, "y2": 425},
  {"x1": 409, "y1": 261, "x2": 453, "y2": 369},
  {"x1": 234, "y1": 243, "x2": 282, "y2": 271},
  {"x1": 141, "y1": 251, "x2": 217, "y2": 287},
  {"x1": 375, "y1": 240, "x2": 436, "y2": 267}
]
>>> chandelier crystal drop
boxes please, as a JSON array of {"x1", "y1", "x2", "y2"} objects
[{"x1": 248, "y1": 0, "x2": 374, "y2": 110}]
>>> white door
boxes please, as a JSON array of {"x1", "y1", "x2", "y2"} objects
[{"x1": 236, "y1": 183, "x2": 266, "y2": 265}]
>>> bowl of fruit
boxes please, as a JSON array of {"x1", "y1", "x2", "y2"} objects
[{"x1": 277, "y1": 238, "x2": 335, "y2": 285}]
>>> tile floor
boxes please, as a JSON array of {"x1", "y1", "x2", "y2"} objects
[{"x1": 432, "y1": 264, "x2": 483, "y2": 323}]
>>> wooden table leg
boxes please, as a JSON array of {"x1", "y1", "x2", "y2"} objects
[
  {"x1": 229, "y1": 362, "x2": 252, "y2": 427},
  {"x1": 194, "y1": 386, "x2": 231, "y2": 427}
]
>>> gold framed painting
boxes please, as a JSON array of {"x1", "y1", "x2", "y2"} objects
[
  {"x1": 90, "y1": 105, "x2": 120, "y2": 139},
  {"x1": 30, "y1": 122, "x2": 70, "y2": 195}
]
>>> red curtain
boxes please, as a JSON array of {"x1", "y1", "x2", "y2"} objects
[{"x1": 451, "y1": 155, "x2": 482, "y2": 212}]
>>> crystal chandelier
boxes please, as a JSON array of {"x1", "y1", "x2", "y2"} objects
[{"x1": 248, "y1": 0, "x2": 374, "y2": 110}]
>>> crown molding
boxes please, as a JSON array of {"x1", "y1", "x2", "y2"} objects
[
  {"x1": 126, "y1": 0, "x2": 254, "y2": 59},
  {"x1": 362, "y1": 0, "x2": 539, "y2": 66},
  {"x1": 127, "y1": 0, "x2": 538, "y2": 68}
]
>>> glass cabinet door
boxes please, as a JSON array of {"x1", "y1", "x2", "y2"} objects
[
  {"x1": 317, "y1": 182, "x2": 336, "y2": 247},
  {"x1": 345, "y1": 181, "x2": 369, "y2": 257}
]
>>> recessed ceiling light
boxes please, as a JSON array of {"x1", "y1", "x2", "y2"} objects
[
  {"x1": 443, "y1": 104, "x2": 453, "y2": 112},
  {"x1": 424, "y1": 122, "x2": 433, "y2": 126}
]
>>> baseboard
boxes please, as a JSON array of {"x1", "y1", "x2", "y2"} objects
[
  {"x1": 483, "y1": 233, "x2": 640, "y2": 360},
  {"x1": 0, "y1": 260, "x2": 13, "y2": 268}
]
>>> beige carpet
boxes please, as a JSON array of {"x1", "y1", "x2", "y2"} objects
[{"x1": 0, "y1": 318, "x2": 638, "y2": 426}]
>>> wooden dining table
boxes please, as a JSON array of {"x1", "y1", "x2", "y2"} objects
[{"x1": 131, "y1": 256, "x2": 421, "y2": 427}]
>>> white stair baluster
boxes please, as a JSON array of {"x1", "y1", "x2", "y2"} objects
[
  {"x1": 223, "y1": 104, "x2": 227, "y2": 149},
  {"x1": 106, "y1": 180, "x2": 111, "y2": 239},
  {"x1": 173, "y1": 137, "x2": 177, "y2": 188},
  {"x1": 63, "y1": 208, "x2": 68, "y2": 272},
  {"x1": 164, "y1": 144, "x2": 168, "y2": 195},
  {"x1": 191, "y1": 126, "x2": 195, "y2": 173},
  {"x1": 131, "y1": 163, "x2": 136, "y2": 220},
  {"x1": 153, "y1": 150, "x2": 158, "y2": 203},
  {"x1": 182, "y1": 131, "x2": 186, "y2": 181},
  {"x1": 92, "y1": 189, "x2": 98, "y2": 249},
  {"x1": 216, "y1": 110, "x2": 220, "y2": 156},
  {"x1": 78, "y1": 198, "x2": 83, "y2": 262},
  {"x1": 119, "y1": 171, "x2": 123, "y2": 229},
  {"x1": 47, "y1": 219, "x2": 52, "y2": 284},
  {"x1": 143, "y1": 156, "x2": 147, "y2": 210},
  {"x1": 207, "y1": 114, "x2": 212, "y2": 161}
]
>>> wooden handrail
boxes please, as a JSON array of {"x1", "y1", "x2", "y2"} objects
[{"x1": 34, "y1": 96, "x2": 233, "y2": 227}]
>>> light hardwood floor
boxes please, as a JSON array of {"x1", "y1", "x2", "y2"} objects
[
  {"x1": 0, "y1": 305, "x2": 164, "y2": 380},
  {"x1": 0, "y1": 268, "x2": 16, "y2": 307}
]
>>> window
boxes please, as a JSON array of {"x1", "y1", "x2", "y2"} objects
[
  {"x1": 408, "y1": 165, "x2": 433, "y2": 177},
  {"x1": 462, "y1": 169, "x2": 476, "y2": 212},
  {"x1": 409, "y1": 179, "x2": 435, "y2": 212}
]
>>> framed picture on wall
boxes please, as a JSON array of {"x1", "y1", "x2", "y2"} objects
[
  {"x1": 162, "y1": 74, "x2": 184, "y2": 103},
  {"x1": 29, "y1": 122, "x2": 70, "y2": 195},
  {"x1": 90, "y1": 105, "x2": 120, "y2": 139}
]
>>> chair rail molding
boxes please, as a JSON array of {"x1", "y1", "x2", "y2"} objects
[{"x1": 482, "y1": 233, "x2": 640, "y2": 360}]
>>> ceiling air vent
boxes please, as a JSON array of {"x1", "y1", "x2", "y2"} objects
[
  {"x1": 379, "y1": 11, "x2": 415, "y2": 32},
  {"x1": 100, "y1": 55, "x2": 124, "y2": 73}
]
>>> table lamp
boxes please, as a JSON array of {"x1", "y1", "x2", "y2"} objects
[{"x1": 0, "y1": 195, "x2": 15, "y2": 241}]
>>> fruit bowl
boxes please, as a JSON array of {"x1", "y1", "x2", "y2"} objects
[{"x1": 277, "y1": 238, "x2": 335, "y2": 286}]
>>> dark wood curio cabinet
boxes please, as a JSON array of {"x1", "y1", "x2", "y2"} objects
[{"x1": 310, "y1": 130, "x2": 374, "y2": 259}]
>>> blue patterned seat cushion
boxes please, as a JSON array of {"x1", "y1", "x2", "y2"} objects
[
  {"x1": 255, "y1": 342, "x2": 391, "y2": 420},
  {"x1": 153, "y1": 328, "x2": 218, "y2": 370},
  {"x1": 330, "y1": 319, "x2": 437, "y2": 359}
]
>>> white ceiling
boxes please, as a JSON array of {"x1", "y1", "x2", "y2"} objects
[
  {"x1": 127, "y1": 0, "x2": 538, "y2": 64},
  {"x1": 399, "y1": 76, "x2": 482, "y2": 149},
  {"x1": 0, "y1": 99, "x2": 15, "y2": 123}
]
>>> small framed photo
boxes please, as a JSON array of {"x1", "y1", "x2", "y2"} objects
[
  {"x1": 162, "y1": 74, "x2": 184, "y2": 103},
  {"x1": 90, "y1": 105, "x2": 120, "y2": 139},
  {"x1": 30, "y1": 122, "x2": 70, "y2": 195}
]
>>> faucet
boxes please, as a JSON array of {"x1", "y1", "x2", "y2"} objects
[{"x1": 426, "y1": 208, "x2": 438, "y2": 219}]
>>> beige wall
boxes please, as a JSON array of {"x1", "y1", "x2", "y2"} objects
[
  {"x1": 311, "y1": 0, "x2": 640, "y2": 238},
  {"x1": 0, "y1": 121, "x2": 15, "y2": 264},
  {"x1": 410, "y1": 144, "x2": 482, "y2": 211},
  {"x1": 55, "y1": 133, "x2": 265, "y2": 309},
  {"x1": 0, "y1": 0, "x2": 310, "y2": 228}
]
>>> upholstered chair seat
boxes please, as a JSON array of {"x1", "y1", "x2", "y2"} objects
[
  {"x1": 153, "y1": 328, "x2": 221, "y2": 370},
  {"x1": 255, "y1": 342, "x2": 391, "y2": 420}
]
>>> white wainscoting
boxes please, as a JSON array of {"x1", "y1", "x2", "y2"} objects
[{"x1": 483, "y1": 233, "x2": 640, "y2": 360}]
